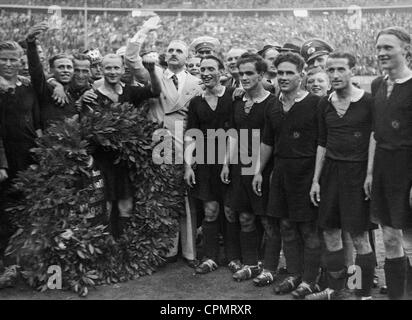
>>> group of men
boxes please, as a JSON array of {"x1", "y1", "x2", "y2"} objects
[{"x1": 0, "y1": 15, "x2": 411, "y2": 300}]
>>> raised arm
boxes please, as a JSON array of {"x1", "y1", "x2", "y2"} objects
[
  {"x1": 142, "y1": 56, "x2": 162, "y2": 97},
  {"x1": 26, "y1": 22, "x2": 49, "y2": 97},
  {"x1": 125, "y1": 17, "x2": 161, "y2": 85}
]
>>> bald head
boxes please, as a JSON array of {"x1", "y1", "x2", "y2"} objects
[
  {"x1": 102, "y1": 54, "x2": 123, "y2": 67},
  {"x1": 226, "y1": 48, "x2": 247, "y2": 76},
  {"x1": 102, "y1": 54, "x2": 124, "y2": 86}
]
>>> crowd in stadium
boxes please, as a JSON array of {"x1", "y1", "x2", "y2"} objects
[
  {"x1": 1, "y1": 0, "x2": 411, "y2": 8},
  {"x1": 1, "y1": 0, "x2": 412, "y2": 301},
  {"x1": 1, "y1": 9, "x2": 411, "y2": 75}
]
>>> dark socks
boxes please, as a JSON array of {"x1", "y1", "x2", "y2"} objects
[
  {"x1": 303, "y1": 246, "x2": 321, "y2": 284},
  {"x1": 256, "y1": 220, "x2": 265, "y2": 261},
  {"x1": 384, "y1": 256, "x2": 407, "y2": 300},
  {"x1": 355, "y1": 252, "x2": 376, "y2": 297},
  {"x1": 282, "y1": 236, "x2": 303, "y2": 275},
  {"x1": 240, "y1": 230, "x2": 259, "y2": 266},
  {"x1": 110, "y1": 201, "x2": 120, "y2": 239},
  {"x1": 263, "y1": 235, "x2": 281, "y2": 272},
  {"x1": 203, "y1": 220, "x2": 220, "y2": 262},
  {"x1": 407, "y1": 259, "x2": 412, "y2": 297},
  {"x1": 325, "y1": 249, "x2": 346, "y2": 291},
  {"x1": 225, "y1": 222, "x2": 241, "y2": 262}
]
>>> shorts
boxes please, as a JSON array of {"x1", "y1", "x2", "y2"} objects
[{"x1": 371, "y1": 148, "x2": 412, "y2": 229}]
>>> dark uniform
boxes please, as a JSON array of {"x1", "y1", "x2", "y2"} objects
[
  {"x1": 225, "y1": 93, "x2": 281, "y2": 273},
  {"x1": 0, "y1": 81, "x2": 40, "y2": 257},
  {"x1": 370, "y1": 73, "x2": 412, "y2": 300},
  {"x1": 318, "y1": 92, "x2": 374, "y2": 234},
  {"x1": 27, "y1": 40, "x2": 77, "y2": 130},
  {"x1": 316, "y1": 90, "x2": 378, "y2": 299},
  {"x1": 186, "y1": 88, "x2": 234, "y2": 203},
  {"x1": 263, "y1": 92, "x2": 321, "y2": 286},
  {"x1": 226, "y1": 94, "x2": 274, "y2": 216},
  {"x1": 264, "y1": 93, "x2": 320, "y2": 221},
  {"x1": 186, "y1": 87, "x2": 233, "y2": 265},
  {"x1": 90, "y1": 84, "x2": 158, "y2": 202},
  {"x1": 371, "y1": 75, "x2": 412, "y2": 229}
]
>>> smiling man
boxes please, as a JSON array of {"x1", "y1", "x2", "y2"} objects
[
  {"x1": 184, "y1": 55, "x2": 233, "y2": 274},
  {"x1": 26, "y1": 22, "x2": 77, "y2": 129},
  {"x1": 0, "y1": 41, "x2": 41, "y2": 285},
  {"x1": 221, "y1": 53, "x2": 281, "y2": 285},
  {"x1": 48, "y1": 54, "x2": 94, "y2": 107},
  {"x1": 253, "y1": 52, "x2": 322, "y2": 299},
  {"x1": 84, "y1": 53, "x2": 161, "y2": 239},
  {"x1": 366, "y1": 27, "x2": 412, "y2": 300}
]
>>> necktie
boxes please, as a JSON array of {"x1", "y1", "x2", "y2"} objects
[
  {"x1": 234, "y1": 79, "x2": 240, "y2": 88},
  {"x1": 172, "y1": 74, "x2": 179, "y2": 91}
]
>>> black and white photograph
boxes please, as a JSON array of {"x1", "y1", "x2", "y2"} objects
[{"x1": 0, "y1": 0, "x2": 412, "y2": 309}]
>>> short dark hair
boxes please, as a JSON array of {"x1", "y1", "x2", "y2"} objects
[
  {"x1": 376, "y1": 26, "x2": 411, "y2": 44},
  {"x1": 201, "y1": 55, "x2": 225, "y2": 70},
  {"x1": 49, "y1": 54, "x2": 74, "y2": 69},
  {"x1": 274, "y1": 52, "x2": 305, "y2": 73},
  {"x1": 0, "y1": 41, "x2": 24, "y2": 56},
  {"x1": 73, "y1": 53, "x2": 92, "y2": 64},
  {"x1": 237, "y1": 53, "x2": 267, "y2": 74},
  {"x1": 328, "y1": 52, "x2": 357, "y2": 69}
]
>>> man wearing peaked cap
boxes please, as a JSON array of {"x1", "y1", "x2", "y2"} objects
[
  {"x1": 301, "y1": 39, "x2": 334, "y2": 69},
  {"x1": 280, "y1": 37, "x2": 305, "y2": 54},
  {"x1": 190, "y1": 36, "x2": 220, "y2": 58},
  {"x1": 257, "y1": 43, "x2": 281, "y2": 57}
]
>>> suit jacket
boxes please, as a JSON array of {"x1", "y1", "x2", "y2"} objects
[
  {"x1": 149, "y1": 67, "x2": 202, "y2": 161},
  {"x1": 151, "y1": 67, "x2": 202, "y2": 129}
]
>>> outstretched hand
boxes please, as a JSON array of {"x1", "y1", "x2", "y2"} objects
[{"x1": 27, "y1": 22, "x2": 49, "y2": 41}]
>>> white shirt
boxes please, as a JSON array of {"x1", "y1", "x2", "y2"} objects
[{"x1": 164, "y1": 68, "x2": 187, "y2": 96}]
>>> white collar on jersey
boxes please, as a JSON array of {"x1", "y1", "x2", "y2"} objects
[
  {"x1": 201, "y1": 86, "x2": 226, "y2": 99},
  {"x1": 278, "y1": 91, "x2": 308, "y2": 103},
  {"x1": 384, "y1": 73, "x2": 412, "y2": 84},
  {"x1": 243, "y1": 91, "x2": 271, "y2": 104},
  {"x1": 328, "y1": 88, "x2": 365, "y2": 103}
]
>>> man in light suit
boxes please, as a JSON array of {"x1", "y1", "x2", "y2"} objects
[
  {"x1": 125, "y1": 33, "x2": 202, "y2": 266},
  {"x1": 153, "y1": 40, "x2": 203, "y2": 267}
]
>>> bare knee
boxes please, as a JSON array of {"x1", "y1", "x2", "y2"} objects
[
  {"x1": 280, "y1": 219, "x2": 298, "y2": 243},
  {"x1": 224, "y1": 206, "x2": 238, "y2": 224},
  {"x1": 351, "y1": 232, "x2": 372, "y2": 255},
  {"x1": 323, "y1": 229, "x2": 343, "y2": 252},
  {"x1": 118, "y1": 198, "x2": 133, "y2": 218},
  {"x1": 383, "y1": 226, "x2": 404, "y2": 258},
  {"x1": 204, "y1": 201, "x2": 219, "y2": 223},
  {"x1": 301, "y1": 223, "x2": 320, "y2": 250},
  {"x1": 239, "y1": 212, "x2": 256, "y2": 233},
  {"x1": 261, "y1": 217, "x2": 280, "y2": 239}
]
